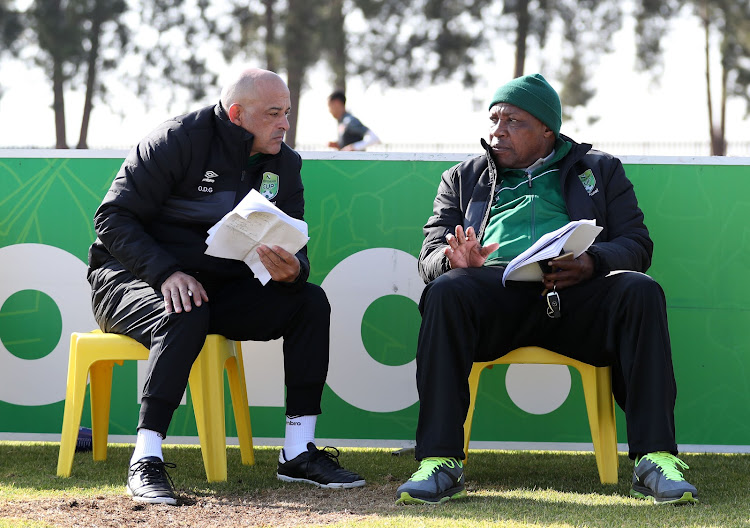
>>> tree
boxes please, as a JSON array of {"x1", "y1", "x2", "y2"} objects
[
  {"x1": 127, "y1": 0, "x2": 219, "y2": 114},
  {"x1": 322, "y1": 0, "x2": 347, "y2": 92},
  {"x1": 283, "y1": 0, "x2": 325, "y2": 147},
  {"x1": 696, "y1": 0, "x2": 750, "y2": 155},
  {"x1": 351, "y1": 0, "x2": 492, "y2": 88},
  {"x1": 349, "y1": 0, "x2": 623, "y2": 118},
  {"x1": 0, "y1": 0, "x2": 23, "y2": 99},
  {"x1": 0, "y1": 0, "x2": 23, "y2": 53},
  {"x1": 634, "y1": 0, "x2": 750, "y2": 155},
  {"x1": 13, "y1": 0, "x2": 129, "y2": 148},
  {"x1": 25, "y1": 0, "x2": 87, "y2": 148},
  {"x1": 219, "y1": 0, "x2": 330, "y2": 148},
  {"x1": 262, "y1": 0, "x2": 281, "y2": 72},
  {"x1": 75, "y1": 0, "x2": 128, "y2": 148}
]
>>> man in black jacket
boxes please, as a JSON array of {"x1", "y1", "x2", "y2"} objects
[
  {"x1": 396, "y1": 74, "x2": 697, "y2": 506},
  {"x1": 88, "y1": 68, "x2": 364, "y2": 505}
]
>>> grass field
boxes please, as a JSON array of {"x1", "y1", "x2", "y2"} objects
[{"x1": 1, "y1": 442, "x2": 748, "y2": 527}]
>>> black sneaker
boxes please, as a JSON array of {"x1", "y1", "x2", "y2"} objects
[
  {"x1": 277, "y1": 442, "x2": 366, "y2": 489},
  {"x1": 126, "y1": 456, "x2": 178, "y2": 505}
]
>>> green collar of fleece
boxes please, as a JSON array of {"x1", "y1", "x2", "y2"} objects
[{"x1": 497, "y1": 137, "x2": 572, "y2": 179}]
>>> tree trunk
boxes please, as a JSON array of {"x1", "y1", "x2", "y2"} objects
[
  {"x1": 263, "y1": 0, "x2": 277, "y2": 71},
  {"x1": 717, "y1": 58, "x2": 728, "y2": 156},
  {"x1": 77, "y1": 12, "x2": 102, "y2": 149},
  {"x1": 701, "y1": 0, "x2": 726, "y2": 156},
  {"x1": 513, "y1": 0, "x2": 530, "y2": 78},
  {"x1": 329, "y1": 0, "x2": 347, "y2": 92},
  {"x1": 702, "y1": 3, "x2": 716, "y2": 155},
  {"x1": 286, "y1": 68, "x2": 302, "y2": 149},
  {"x1": 52, "y1": 58, "x2": 67, "y2": 149},
  {"x1": 284, "y1": 0, "x2": 313, "y2": 148}
]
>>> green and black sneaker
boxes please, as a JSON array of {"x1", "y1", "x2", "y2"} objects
[
  {"x1": 630, "y1": 452, "x2": 698, "y2": 504},
  {"x1": 396, "y1": 457, "x2": 467, "y2": 505}
]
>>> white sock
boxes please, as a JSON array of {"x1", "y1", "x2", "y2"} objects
[
  {"x1": 280, "y1": 415, "x2": 317, "y2": 463},
  {"x1": 130, "y1": 428, "x2": 164, "y2": 466}
]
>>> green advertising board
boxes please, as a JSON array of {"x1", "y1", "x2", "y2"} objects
[{"x1": 0, "y1": 151, "x2": 748, "y2": 452}]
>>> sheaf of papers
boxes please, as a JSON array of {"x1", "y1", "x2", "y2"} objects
[
  {"x1": 501, "y1": 219, "x2": 603, "y2": 286},
  {"x1": 205, "y1": 189, "x2": 309, "y2": 285}
]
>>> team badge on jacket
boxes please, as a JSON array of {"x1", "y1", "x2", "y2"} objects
[
  {"x1": 577, "y1": 169, "x2": 599, "y2": 197},
  {"x1": 261, "y1": 172, "x2": 279, "y2": 200}
]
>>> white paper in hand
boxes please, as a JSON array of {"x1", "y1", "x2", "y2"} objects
[
  {"x1": 501, "y1": 219, "x2": 602, "y2": 285},
  {"x1": 205, "y1": 189, "x2": 309, "y2": 285}
]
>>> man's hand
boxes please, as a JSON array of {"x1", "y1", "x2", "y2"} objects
[
  {"x1": 161, "y1": 271, "x2": 208, "y2": 314},
  {"x1": 257, "y1": 245, "x2": 301, "y2": 283},
  {"x1": 542, "y1": 252, "x2": 595, "y2": 291},
  {"x1": 327, "y1": 141, "x2": 340, "y2": 150},
  {"x1": 444, "y1": 225, "x2": 500, "y2": 269}
]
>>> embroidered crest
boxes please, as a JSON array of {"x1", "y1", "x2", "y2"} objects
[
  {"x1": 260, "y1": 172, "x2": 279, "y2": 200},
  {"x1": 577, "y1": 169, "x2": 599, "y2": 197},
  {"x1": 202, "y1": 170, "x2": 218, "y2": 183}
]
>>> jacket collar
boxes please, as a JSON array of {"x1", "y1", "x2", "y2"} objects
[
  {"x1": 480, "y1": 134, "x2": 593, "y2": 169},
  {"x1": 556, "y1": 134, "x2": 593, "y2": 176},
  {"x1": 214, "y1": 102, "x2": 255, "y2": 154},
  {"x1": 213, "y1": 102, "x2": 289, "y2": 164}
]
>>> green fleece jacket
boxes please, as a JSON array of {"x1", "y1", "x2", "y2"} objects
[{"x1": 482, "y1": 138, "x2": 572, "y2": 265}]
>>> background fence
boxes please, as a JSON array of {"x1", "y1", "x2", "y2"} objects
[{"x1": 297, "y1": 141, "x2": 750, "y2": 157}]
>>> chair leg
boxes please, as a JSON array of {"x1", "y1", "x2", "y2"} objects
[
  {"x1": 594, "y1": 367, "x2": 619, "y2": 482},
  {"x1": 579, "y1": 366, "x2": 619, "y2": 484},
  {"x1": 463, "y1": 364, "x2": 486, "y2": 463},
  {"x1": 226, "y1": 342, "x2": 254, "y2": 466},
  {"x1": 57, "y1": 334, "x2": 89, "y2": 477},
  {"x1": 89, "y1": 360, "x2": 116, "y2": 461},
  {"x1": 189, "y1": 339, "x2": 228, "y2": 482}
]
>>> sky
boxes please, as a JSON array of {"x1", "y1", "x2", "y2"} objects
[{"x1": 0, "y1": 7, "x2": 747, "y2": 155}]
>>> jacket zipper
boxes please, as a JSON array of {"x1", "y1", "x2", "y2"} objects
[
  {"x1": 527, "y1": 169, "x2": 535, "y2": 241},
  {"x1": 476, "y1": 155, "x2": 498, "y2": 241}
]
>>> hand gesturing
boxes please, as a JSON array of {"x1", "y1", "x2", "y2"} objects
[{"x1": 444, "y1": 225, "x2": 500, "y2": 269}]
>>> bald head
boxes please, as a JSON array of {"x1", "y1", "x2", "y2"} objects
[
  {"x1": 222, "y1": 68, "x2": 291, "y2": 156},
  {"x1": 221, "y1": 68, "x2": 288, "y2": 110}
]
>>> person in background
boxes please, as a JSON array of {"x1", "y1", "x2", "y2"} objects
[
  {"x1": 327, "y1": 90, "x2": 381, "y2": 151},
  {"x1": 88, "y1": 67, "x2": 365, "y2": 506},
  {"x1": 395, "y1": 73, "x2": 698, "y2": 506}
]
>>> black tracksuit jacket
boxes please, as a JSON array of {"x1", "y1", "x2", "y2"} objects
[
  {"x1": 88, "y1": 102, "x2": 310, "y2": 291},
  {"x1": 418, "y1": 135, "x2": 653, "y2": 283}
]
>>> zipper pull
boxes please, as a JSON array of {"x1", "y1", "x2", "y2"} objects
[
  {"x1": 527, "y1": 172, "x2": 532, "y2": 188},
  {"x1": 241, "y1": 170, "x2": 246, "y2": 182}
]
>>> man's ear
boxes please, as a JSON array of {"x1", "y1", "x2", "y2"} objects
[{"x1": 228, "y1": 104, "x2": 242, "y2": 125}]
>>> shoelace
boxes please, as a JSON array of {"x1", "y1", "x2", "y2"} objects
[
  {"x1": 642, "y1": 452, "x2": 689, "y2": 481},
  {"x1": 130, "y1": 459, "x2": 177, "y2": 488},
  {"x1": 410, "y1": 457, "x2": 459, "y2": 482},
  {"x1": 310, "y1": 446, "x2": 344, "y2": 470}
]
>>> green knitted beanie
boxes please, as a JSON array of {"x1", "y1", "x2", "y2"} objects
[{"x1": 488, "y1": 73, "x2": 562, "y2": 136}]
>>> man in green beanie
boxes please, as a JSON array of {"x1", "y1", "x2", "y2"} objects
[{"x1": 396, "y1": 74, "x2": 698, "y2": 505}]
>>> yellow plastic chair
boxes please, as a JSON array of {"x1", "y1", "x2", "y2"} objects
[
  {"x1": 463, "y1": 346, "x2": 618, "y2": 484},
  {"x1": 57, "y1": 331, "x2": 254, "y2": 482}
]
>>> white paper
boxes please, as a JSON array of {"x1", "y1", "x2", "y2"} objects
[
  {"x1": 501, "y1": 219, "x2": 603, "y2": 285},
  {"x1": 205, "y1": 189, "x2": 309, "y2": 285}
]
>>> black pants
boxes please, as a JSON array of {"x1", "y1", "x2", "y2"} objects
[
  {"x1": 90, "y1": 264, "x2": 330, "y2": 437},
  {"x1": 414, "y1": 266, "x2": 678, "y2": 460}
]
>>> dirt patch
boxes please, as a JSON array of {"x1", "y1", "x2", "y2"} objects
[{"x1": 0, "y1": 483, "x2": 403, "y2": 527}]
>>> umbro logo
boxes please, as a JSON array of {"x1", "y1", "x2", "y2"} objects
[{"x1": 202, "y1": 170, "x2": 219, "y2": 183}]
